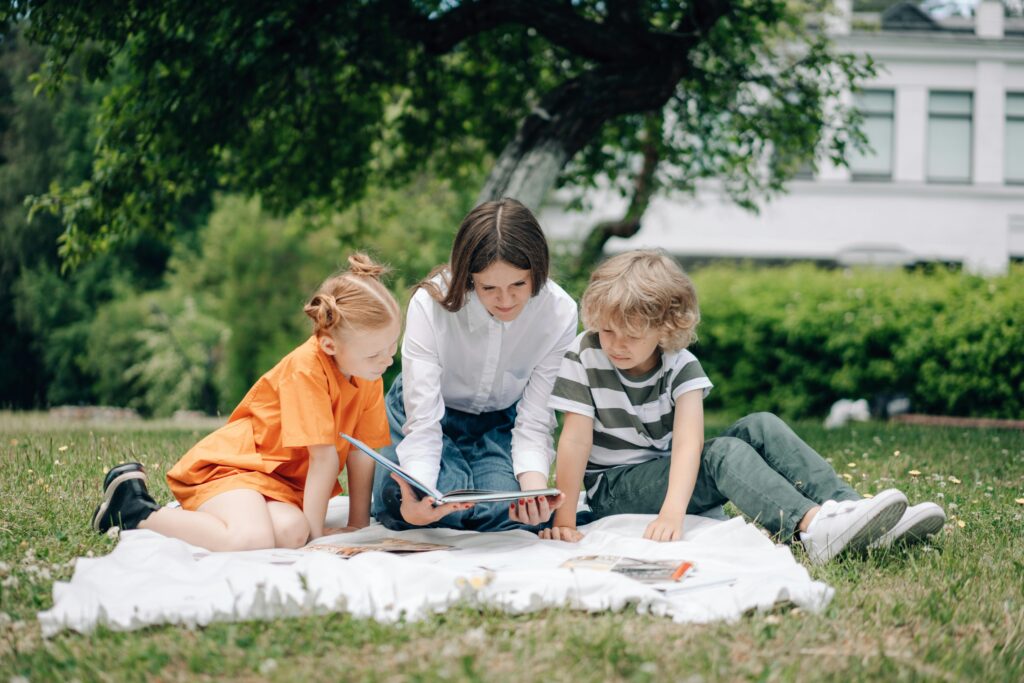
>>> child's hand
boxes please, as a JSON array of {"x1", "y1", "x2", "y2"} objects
[
  {"x1": 643, "y1": 513, "x2": 683, "y2": 542},
  {"x1": 509, "y1": 492, "x2": 565, "y2": 525},
  {"x1": 392, "y1": 474, "x2": 473, "y2": 526},
  {"x1": 538, "y1": 525, "x2": 583, "y2": 542}
]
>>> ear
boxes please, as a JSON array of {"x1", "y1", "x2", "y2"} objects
[{"x1": 318, "y1": 334, "x2": 338, "y2": 357}]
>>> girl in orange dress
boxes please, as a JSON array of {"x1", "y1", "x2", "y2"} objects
[{"x1": 91, "y1": 254, "x2": 403, "y2": 551}]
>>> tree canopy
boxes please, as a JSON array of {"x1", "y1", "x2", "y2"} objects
[{"x1": 2, "y1": 0, "x2": 872, "y2": 266}]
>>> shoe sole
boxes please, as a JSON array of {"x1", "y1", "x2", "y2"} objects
[
  {"x1": 899, "y1": 512, "x2": 946, "y2": 543},
  {"x1": 91, "y1": 470, "x2": 147, "y2": 532},
  {"x1": 810, "y1": 491, "x2": 907, "y2": 564},
  {"x1": 879, "y1": 510, "x2": 946, "y2": 548}
]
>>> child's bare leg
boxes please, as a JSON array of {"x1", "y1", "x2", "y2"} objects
[
  {"x1": 139, "y1": 489, "x2": 277, "y2": 551},
  {"x1": 797, "y1": 506, "x2": 821, "y2": 533},
  {"x1": 266, "y1": 501, "x2": 311, "y2": 548}
]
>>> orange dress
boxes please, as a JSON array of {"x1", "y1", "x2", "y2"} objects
[{"x1": 166, "y1": 336, "x2": 390, "y2": 510}]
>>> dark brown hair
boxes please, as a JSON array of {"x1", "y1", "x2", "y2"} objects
[
  {"x1": 304, "y1": 253, "x2": 400, "y2": 337},
  {"x1": 417, "y1": 198, "x2": 550, "y2": 312}
]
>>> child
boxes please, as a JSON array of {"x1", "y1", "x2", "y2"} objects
[
  {"x1": 92, "y1": 253, "x2": 403, "y2": 551},
  {"x1": 371, "y1": 198, "x2": 574, "y2": 531},
  {"x1": 541, "y1": 250, "x2": 945, "y2": 564}
]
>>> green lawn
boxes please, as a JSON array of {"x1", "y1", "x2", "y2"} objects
[{"x1": 1, "y1": 411, "x2": 1022, "y2": 682}]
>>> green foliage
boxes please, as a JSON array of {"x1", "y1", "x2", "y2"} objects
[
  {"x1": 74, "y1": 176, "x2": 470, "y2": 416},
  {"x1": 0, "y1": 27, "x2": 99, "y2": 406},
  {"x1": 10, "y1": 1, "x2": 870, "y2": 267},
  {"x1": 84, "y1": 287, "x2": 228, "y2": 417},
  {"x1": 692, "y1": 263, "x2": 1024, "y2": 418}
]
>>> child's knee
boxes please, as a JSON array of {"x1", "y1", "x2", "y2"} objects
[
  {"x1": 737, "y1": 411, "x2": 783, "y2": 433},
  {"x1": 275, "y1": 515, "x2": 310, "y2": 549},
  {"x1": 225, "y1": 526, "x2": 277, "y2": 551}
]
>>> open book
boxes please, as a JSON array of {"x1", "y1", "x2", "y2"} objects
[{"x1": 340, "y1": 433, "x2": 561, "y2": 505}]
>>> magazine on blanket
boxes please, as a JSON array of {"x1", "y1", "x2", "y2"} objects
[
  {"x1": 561, "y1": 555, "x2": 696, "y2": 584},
  {"x1": 561, "y1": 555, "x2": 738, "y2": 592},
  {"x1": 303, "y1": 538, "x2": 454, "y2": 557},
  {"x1": 340, "y1": 433, "x2": 561, "y2": 505}
]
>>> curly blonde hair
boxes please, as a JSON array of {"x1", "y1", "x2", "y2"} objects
[
  {"x1": 303, "y1": 253, "x2": 400, "y2": 337},
  {"x1": 581, "y1": 250, "x2": 699, "y2": 353}
]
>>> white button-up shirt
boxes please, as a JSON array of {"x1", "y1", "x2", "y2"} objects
[{"x1": 397, "y1": 277, "x2": 579, "y2": 490}]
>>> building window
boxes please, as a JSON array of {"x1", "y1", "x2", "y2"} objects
[
  {"x1": 1006, "y1": 93, "x2": 1024, "y2": 185},
  {"x1": 849, "y1": 90, "x2": 894, "y2": 180},
  {"x1": 927, "y1": 91, "x2": 972, "y2": 183}
]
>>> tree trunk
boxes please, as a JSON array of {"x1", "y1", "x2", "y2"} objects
[
  {"x1": 476, "y1": 136, "x2": 569, "y2": 209},
  {"x1": 476, "y1": 67, "x2": 676, "y2": 209}
]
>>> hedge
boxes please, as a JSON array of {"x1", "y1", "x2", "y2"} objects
[{"x1": 686, "y1": 263, "x2": 1023, "y2": 419}]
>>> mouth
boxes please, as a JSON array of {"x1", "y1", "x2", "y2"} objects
[{"x1": 609, "y1": 354, "x2": 630, "y2": 363}]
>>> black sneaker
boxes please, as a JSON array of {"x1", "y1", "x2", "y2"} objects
[{"x1": 91, "y1": 462, "x2": 161, "y2": 533}]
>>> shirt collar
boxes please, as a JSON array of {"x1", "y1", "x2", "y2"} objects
[{"x1": 466, "y1": 291, "x2": 493, "y2": 332}]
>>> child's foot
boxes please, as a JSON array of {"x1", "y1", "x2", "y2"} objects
[
  {"x1": 800, "y1": 489, "x2": 907, "y2": 565},
  {"x1": 91, "y1": 462, "x2": 161, "y2": 533},
  {"x1": 868, "y1": 502, "x2": 946, "y2": 549}
]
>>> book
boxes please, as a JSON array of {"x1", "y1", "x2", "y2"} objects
[
  {"x1": 560, "y1": 555, "x2": 696, "y2": 584},
  {"x1": 302, "y1": 538, "x2": 454, "y2": 557},
  {"x1": 340, "y1": 432, "x2": 561, "y2": 505}
]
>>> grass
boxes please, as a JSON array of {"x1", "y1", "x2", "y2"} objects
[{"x1": 1, "y1": 410, "x2": 1022, "y2": 682}]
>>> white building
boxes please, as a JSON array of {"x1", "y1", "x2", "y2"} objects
[{"x1": 540, "y1": 1, "x2": 1024, "y2": 274}]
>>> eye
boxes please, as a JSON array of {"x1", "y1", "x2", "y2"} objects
[{"x1": 513, "y1": 281, "x2": 527, "y2": 287}]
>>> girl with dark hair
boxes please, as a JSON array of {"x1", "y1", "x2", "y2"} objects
[{"x1": 372, "y1": 198, "x2": 577, "y2": 531}]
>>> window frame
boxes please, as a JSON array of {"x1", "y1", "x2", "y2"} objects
[
  {"x1": 926, "y1": 90, "x2": 973, "y2": 185},
  {"x1": 849, "y1": 88, "x2": 896, "y2": 182}
]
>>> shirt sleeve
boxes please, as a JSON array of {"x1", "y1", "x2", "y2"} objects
[
  {"x1": 353, "y1": 378, "x2": 391, "y2": 450},
  {"x1": 510, "y1": 293, "x2": 580, "y2": 479},
  {"x1": 548, "y1": 337, "x2": 595, "y2": 418},
  {"x1": 670, "y1": 355, "x2": 714, "y2": 401},
  {"x1": 394, "y1": 292, "x2": 447, "y2": 490},
  {"x1": 279, "y1": 368, "x2": 337, "y2": 448}
]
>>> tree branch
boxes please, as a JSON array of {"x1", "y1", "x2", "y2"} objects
[
  {"x1": 573, "y1": 114, "x2": 662, "y2": 274},
  {"x1": 389, "y1": 0, "x2": 718, "y2": 66}
]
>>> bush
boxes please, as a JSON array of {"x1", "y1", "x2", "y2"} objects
[{"x1": 690, "y1": 263, "x2": 1024, "y2": 419}]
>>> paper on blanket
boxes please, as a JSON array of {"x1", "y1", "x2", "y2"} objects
[
  {"x1": 340, "y1": 432, "x2": 560, "y2": 505},
  {"x1": 38, "y1": 510, "x2": 833, "y2": 636}
]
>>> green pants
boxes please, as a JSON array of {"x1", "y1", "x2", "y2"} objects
[{"x1": 583, "y1": 412, "x2": 860, "y2": 540}]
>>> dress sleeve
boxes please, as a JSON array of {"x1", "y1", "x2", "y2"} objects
[
  {"x1": 509, "y1": 294, "x2": 579, "y2": 478},
  {"x1": 394, "y1": 292, "x2": 447, "y2": 490},
  {"x1": 353, "y1": 379, "x2": 391, "y2": 450},
  {"x1": 279, "y1": 368, "x2": 337, "y2": 447}
]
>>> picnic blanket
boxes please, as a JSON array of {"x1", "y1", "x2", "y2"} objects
[{"x1": 38, "y1": 499, "x2": 833, "y2": 636}]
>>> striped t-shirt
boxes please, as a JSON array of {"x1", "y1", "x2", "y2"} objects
[{"x1": 548, "y1": 331, "x2": 713, "y2": 471}]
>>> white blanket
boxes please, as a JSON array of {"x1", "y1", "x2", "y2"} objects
[{"x1": 38, "y1": 499, "x2": 832, "y2": 636}]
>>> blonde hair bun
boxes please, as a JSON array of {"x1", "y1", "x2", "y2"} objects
[
  {"x1": 304, "y1": 252, "x2": 400, "y2": 336},
  {"x1": 347, "y1": 252, "x2": 389, "y2": 279}
]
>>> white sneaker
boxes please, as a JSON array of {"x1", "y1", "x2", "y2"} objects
[
  {"x1": 800, "y1": 489, "x2": 907, "y2": 565},
  {"x1": 868, "y1": 502, "x2": 946, "y2": 549}
]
